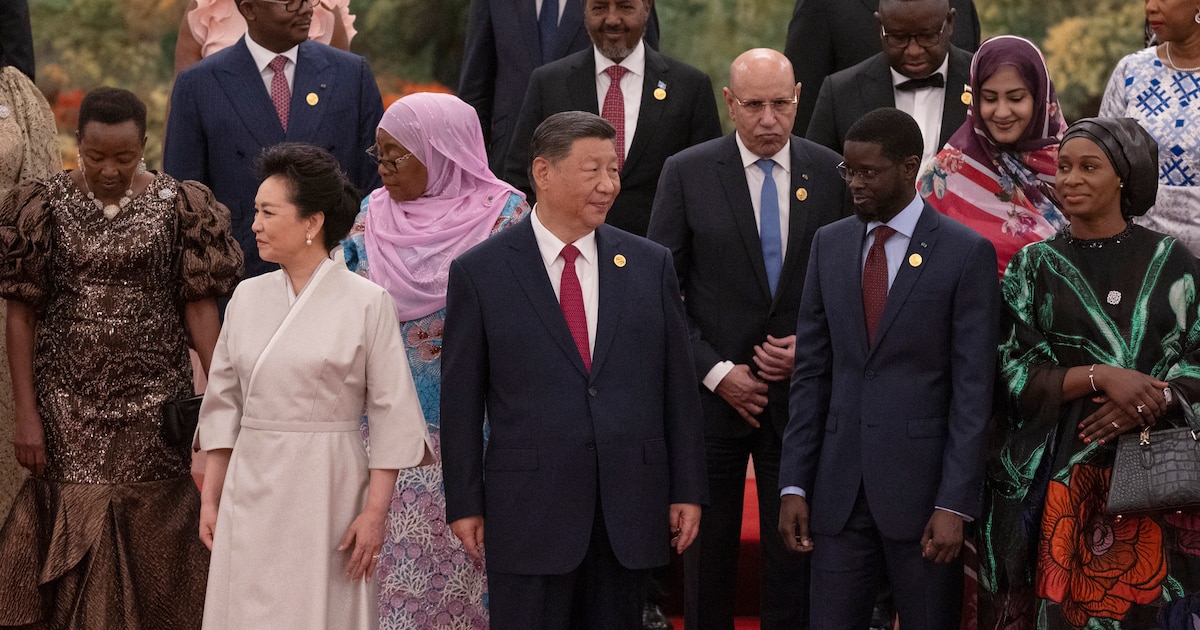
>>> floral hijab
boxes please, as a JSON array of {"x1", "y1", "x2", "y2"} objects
[{"x1": 919, "y1": 35, "x2": 1068, "y2": 276}]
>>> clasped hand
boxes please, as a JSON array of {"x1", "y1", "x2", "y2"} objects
[{"x1": 1079, "y1": 365, "x2": 1169, "y2": 445}]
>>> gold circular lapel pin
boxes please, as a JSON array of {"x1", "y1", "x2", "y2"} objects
[
  {"x1": 653, "y1": 88, "x2": 666, "y2": 101},
  {"x1": 614, "y1": 254, "x2": 627, "y2": 268},
  {"x1": 909, "y1": 253, "x2": 923, "y2": 267},
  {"x1": 796, "y1": 188, "x2": 808, "y2": 202},
  {"x1": 306, "y1": 93, "x2": 319, "y2": 106}
]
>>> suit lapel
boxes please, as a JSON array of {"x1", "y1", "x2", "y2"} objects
[
  {"x1": 568, "y1": 53, "x2": 600, "y2": 113},
  {"x1": 716, "y1": 136, "x2": 772, "y2": 301},
  {"x1": 505, "y1": 221, "x2": 590, "y2": 377},
  {"x1": 869, "y1": 205, "x2": 939, "y2": 353},
  {"x1": 517, "y1": 0, "x2": 542, "y2": 66},
  {"x1": 842, "y1": 221, "x2": 871, "y2": 356},
  {"x1": 215, "y1": 39, "x2": 285, "y2": 147},
  {"x1": 859, "y1": 55, "x2": 896, "y2": 110},
  {"x1": 287, "y1": 42, "x2": 332, "y2": 142},
  {"x1": 622, "y1": 49, "x2": 668, "y2": 175},
  {"x1": 939, "y1": 48, "x2": 971, "y2": 146},
  {"x1": 589, "y1": 227, "x2": 626, "y2": 379},
  {"x1": 772, "y1": 140, "x2": 816, "y2": 310}
]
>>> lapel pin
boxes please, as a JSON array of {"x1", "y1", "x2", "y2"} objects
[
  {"x1": 960, "y1": 85, "x2": 972, "y2": 106},
  {"x1": 306, "y1": 92, "x2": 319, "y2": 106},
  {"x1": 802, "y1": 173, "x2": 809, "y2": 180},
  {"x1": 795, "y1": 188, "x2": 808, "y2": 202},
  {"x1": 320, "y1": 83, "x2": 327, "y2": 89},
  {"x1": 654, "y1": 81, "x2": 667, "y2": 101},
  {"x1": 920, "y1": 241, "x2": 928, "y2": 248},
  {"x1": 909, "y1": 253, "x2": 923, "y2": 267},
  {"x1": 614, "y1": 254, "x2": 627, "y2": 268}
]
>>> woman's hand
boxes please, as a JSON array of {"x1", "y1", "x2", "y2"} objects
[
  {"x1": 199, "y1": 498, "x2": 219, "y2": 550},
  {"x1": 338, "y1": 508, "x2": 387, "y2": 582},
  {"x1": 1080, "y1": 366, "x2": 1169, "y2": 444},
  {"x1": 12, "y1": 409, "x2": 45, "y2": 476}
]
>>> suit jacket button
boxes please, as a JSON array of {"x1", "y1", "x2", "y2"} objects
[
  {"x1": 586, "y1": 442, "x2": 596, "y2": 451},
  {"x1": 588, "y1": 387, "x2": 598, "y2": 396},
  {"x1": 864, "y1": 370, "x2": 875, "y2": 380}
]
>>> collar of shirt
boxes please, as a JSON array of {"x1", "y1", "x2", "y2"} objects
[
  {"x1": 594, "y1": 39, "x2": 646, "y2": 79},
  {"x1": 244, "y1": 34, "x2": 300, "y2": 76},
  {"x1": 734, "y1": 133, "x2": 791, "y2": 173},
  {"x1": 888, "y1": 55, "x2": 950, "y2": 89},
  {"x1": 530, "y1": 204, "x2": 598, "y2": 268},
  {"x1": 866, "y1": 193, "x2": 924, "y2": 243}
]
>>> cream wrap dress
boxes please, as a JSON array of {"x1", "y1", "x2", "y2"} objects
[{"x1": 198, "y1": 260, "x2": 432, "y2": 630}]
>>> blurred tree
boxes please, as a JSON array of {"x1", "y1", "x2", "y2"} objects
[{"x1": 351, "y1": 0, "x2": 467, "y2": 89}]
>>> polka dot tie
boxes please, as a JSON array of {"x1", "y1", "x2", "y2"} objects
[
  {"x1": 601, "y1": 65, "x2": 628, "y2": 172},
  {"x1": 269, "y1": 55, "x2": 290, "y2": 131},
  {"x1": 862, "y1": 225, "x2": 896, "y2": 344},
  {"x1": 559, "y1": 245, "x2": 591, "y2": 371}
]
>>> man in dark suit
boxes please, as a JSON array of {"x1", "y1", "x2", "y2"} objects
[
  {"x1": 442, "y1": 111, "x2": 707, "y2": 630},
  {"x1": 647, "y1": 48, "x2": 847, "y2": 630},
  {"x1": 784, "y1": 0, "x2": 979, "y2": 135},
  {"x1": 804, "y1": 0, "x2": 973, "y2": 166},
  {"x1": 778, "y1": 108, "x2": 998, "y2": 630},
  {"x1": 0, "y1": 0, "x2": 35, "y2": 80},
  {"x1": 459, "y1": 0, "x2": 660, "y2": 173},
  {"x1": 503, "y1": 0, "x2": 721, "y2": 237},
  {"x1": 163, "y1": 0, "x2": 382, "y2": 279}
]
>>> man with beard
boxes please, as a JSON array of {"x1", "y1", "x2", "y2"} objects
[
  {"x1": 778, "y1": 108, "x2": 998, "y2": 629},
  {"x1": 502, "y1": 0, "x2": 721, "y2": 237},
  {"x1": 164, "y1": 0, "x2": 382, "y2": 280}
]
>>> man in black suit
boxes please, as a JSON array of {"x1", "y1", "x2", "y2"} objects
[
  {"x1": 647, "y1": 48, "x2": 847, "y2": 630},
  {"x1": 784, "y1": 0, "x2": 979, "y2": 135},
  {"x1": 804, "y1": 0, "x2": 973, "y2": 165},
  {"x1": 503, "y1": 0, "x2": 721, "y2": 237},
  {"x1": 458, "y1": 0, "x2": 660, "y2": 173},
  {"x1": 779, "y1": 108, "x2": 998, "y2": 630}
]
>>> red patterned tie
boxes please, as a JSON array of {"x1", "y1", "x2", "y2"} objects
[
  {"x1": 862, "y1": 225, "x2": 896, "y2": 343},
  {"x1": 559, "y1": 245, "x2": 591, "y2": 371},
  {"x1": 269, "y1": 55, "x2": 290, "y2": 131},
  {"x1": 601, "y1": 65, "x2": 628, "y2": 171}
]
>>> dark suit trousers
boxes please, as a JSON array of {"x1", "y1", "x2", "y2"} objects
[
  {"x1": 488, "y1": 506, "x2": 648, "y2": 630},
  {"x1": 684, "y1": 428, "x2": 809, "y2": 630},
  {"x1": 810, "y1": 486, "x2": 963, "y2": 630}
]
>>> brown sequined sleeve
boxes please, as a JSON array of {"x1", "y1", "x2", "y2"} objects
[
  {"x1": 0, "y1": 179, "x2": 53, "y2": 312},
  {"x1": 174, "y1": 179, "x2": 244, "y2": 301}
]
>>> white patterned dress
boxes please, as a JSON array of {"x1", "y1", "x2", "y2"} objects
[
  {"x1": 1101, "y1": 46, "x2": 1200, "y2": 255},
  {"x1": 343, "y1": 193, "x2": 527, "y2": 629}
]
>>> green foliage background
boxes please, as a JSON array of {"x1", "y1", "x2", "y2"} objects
[{"x1": 28, "y1": 0, "x2": 1143, "y2": 167}]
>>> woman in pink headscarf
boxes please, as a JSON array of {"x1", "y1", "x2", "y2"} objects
[{"x1": 342, "y1": 92, "x2": 528, "y2": 629}]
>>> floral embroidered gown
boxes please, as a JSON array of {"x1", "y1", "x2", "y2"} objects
[
  {"x1": 981, "y1": 225, "x2": 1200, "y2": 629},
  {"x1": 343, "y1": 193, "x2": 527, "y2": 629}
]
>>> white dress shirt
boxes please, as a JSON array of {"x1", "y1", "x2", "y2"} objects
[
  {"x1": 244, "y1": 34, "x2": 299, "y2": 95},
  {"x1": 890, "y1": 56, "x2": 949, "y2": 166},
  {"x1": 594, "y1": 40, "x2": 646, "y2": 159},
  {"x1": 701, "y1": 135, "x2": 793, "y2": 392},
  {"x1": 530, "y1": 205, "x2": 599, "y2": 355}
]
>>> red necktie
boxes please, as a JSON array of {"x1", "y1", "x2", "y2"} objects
[
  {"x1": 269, "y1": 55, "x2": 290, "y2": 131},
  {"x1": 862, "y1": 225, "x2": 896, "y2": 343},
  {"x1": 601, "y1": 65, "x2": 628, "y2": 171},
  {"x1": 559, "y1": 245, "x2": 591, "y2": 371}
]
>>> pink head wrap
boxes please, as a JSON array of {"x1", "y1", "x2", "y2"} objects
[{"x1": 363, "y1": 92, "x2": 523, "y2": 321}]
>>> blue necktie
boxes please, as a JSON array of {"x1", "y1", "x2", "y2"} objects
[
  {"x1": 539, "y1": 0, "x2": 559, "y2": 65},
  {"x1": 757, "y1": 159, "x2": 783, "y2": 295}
]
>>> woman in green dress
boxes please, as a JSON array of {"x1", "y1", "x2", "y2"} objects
[{"x1": 982, "y1": 117, "x2": 1200, "y2": 629}]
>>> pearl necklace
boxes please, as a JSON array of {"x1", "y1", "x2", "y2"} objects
[
  {"x1": 79, "y1": 167, "x2": 133, "y2": 220},
  {"x1": 1165, "y1": 42, "x2": 1200, "y2": 72}
]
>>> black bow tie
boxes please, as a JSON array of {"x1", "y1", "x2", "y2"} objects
[{"x1": 895, "y1": 74, "x2": 945, "y2": 91}]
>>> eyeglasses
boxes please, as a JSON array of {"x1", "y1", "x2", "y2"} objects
[
  {"x1": 257, "y1": 0, "x2": 317, "y2": 13},
  {"x1": 729, "y1": 88, "x2": 798, "y2": 115},
  {"x1": 836, "y1": 161, "x2": 891, "y2": 184},
  {"x1": 366, "y1": 145, "x2": 414, "y2": 174},
  {"x1": 880, "y1": 20, "x2": 947, "y2": 49}
]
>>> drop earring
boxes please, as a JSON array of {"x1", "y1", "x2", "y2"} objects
[
  {"x1": 136, "y1": 158, "x2": 147, "y2": 176},
  {"x1": 306, "y1": 234, "x2": 313, "y2": 245}
]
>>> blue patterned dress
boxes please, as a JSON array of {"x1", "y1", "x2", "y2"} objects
[
  {"x1": 1101, "y1": 47, "x2": 1200, "y2": 256},
  {"x1": 343, "y1": 193, "x2": 527, "y2": 630}
]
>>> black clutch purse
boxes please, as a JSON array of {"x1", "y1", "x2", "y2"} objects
[
  {"x1": 162, "y1": 394, "x2": 204, "y2": 450},
  {"x1": 1107, "y1": 387, "x2": 1200, "y2": 515}
]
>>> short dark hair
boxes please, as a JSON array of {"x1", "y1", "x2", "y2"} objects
[
  {"x1": 528, "y1": 111, "x2": 616, "y2": 182},
  {"x1": 844, "y1": 107, "x2": 924, "y2": 164},
  {"x1": 256, "y1": 143, "x2": 360, "y2": 249},
  {"x1": 78, "y1": 87, "x2": 147, "y2": 137}
]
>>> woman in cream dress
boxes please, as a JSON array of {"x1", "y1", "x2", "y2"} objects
[{"x1": 199, "y1": 142, "x2": 432, "y2": 630}]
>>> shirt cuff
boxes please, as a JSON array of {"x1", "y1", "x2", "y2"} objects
[
  {"x1": 934, "y1": 506, "x2": 973, "y2": 522},
  {"x1": 780, "y1": 486, "x2": 806, "y2": 498},
  {"x1": 702, "y1": 360, "x2": 736, "y2": 392}
]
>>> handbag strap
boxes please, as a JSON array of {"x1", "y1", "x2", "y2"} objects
[{"x1": 1167, "y1": 383, "x2": 1200, "y2": 434}]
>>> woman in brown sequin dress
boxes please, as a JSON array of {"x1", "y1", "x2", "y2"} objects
[{"x1": 0, "y1": 87, "x2": 243, "y2": 629}]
